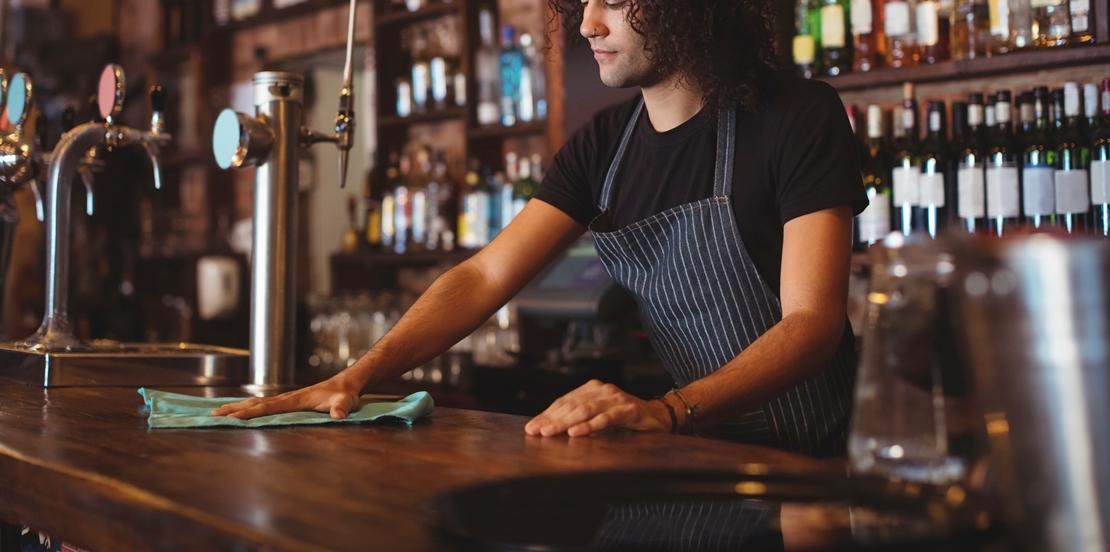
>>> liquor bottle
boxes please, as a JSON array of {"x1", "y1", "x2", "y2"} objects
[
  {"x1": 410, "y1": 148, "x2": 432, "y2": 251},
  {"x1": 393, "y1": 153, "x2": 413, "y2": 254},
  {"x1": 459, "y1": 159, "x2": 491, "y2": 249},
  {"x1": 892, "y1": 83, "x2": 921, "y2": 234},
  {"x1": 987, "y1": 0, "x2": 1013, "y2": 53},
  {"x1": 919, "y1": 101, "x2": 949, "y2": 237},
  {"x1": 1091, "y1": 79, "x2": 1110, "y2": 237},
  {"x1": 1054, "y1": 82, "x2": 1090, "y2": 234},
  {"x1": 796, "y1": 0, "x2": 823, "y2": 78},
  {"x1": 512, "y1": 156, "x2": 538, "y2": 219},
  {"x1": 1022, "y1": 86, "x2": 1057, "y2": 228},
  {"x1": 476, "y1": 6, "x2": 501, "y2": 125},
  {"x1": 852, "y1": 0, "x2": 884, "y2": 71},
  {"x1": 520, "y1": 33, "x2": 547, "y2": 120},
  {"x1": 857, "y1": 104, "x2": 893, "y2": 246},
  {"x1": 956, "y1": 93, "x2": 988, "y2": 232},
  {"x1": 364, "y1": 166, "x2": 384, "y2": 251},
  {"x1": 342, "y1": 195, "x2": 360, "y2": 252},
  {"x1": 412, "y1": 29, "x2": 432, "y2": 114},
  {"x1": 429, "y1": 25, "x2": 449, "y2": 111},
  {"x1": 1031, "y1": 0, "x2": 1071, "y2": 46},
  {"x1": 425, "y1": 150, "x2": 453, "y2": 250},
  {"x1": 381, "y1": 155, "x2": 398, "y2": 251},
  {"x1": 986, "y1": 90, "x2": 1022, "y2": 236},
  {"x1": 951, "y1": 0, "x2": 991, "y2": 58},
  {"x1": 499, "y1": 25, "x2": 525, "y2": 127},
  {"x1": 822, "y1": 0, "x2": 853, "y2": 75},
  {"x1": 1069, "y1": 0, "x2": 1093, "y2": 42},
  {"x1": 1011, "y1": 0, "x2": 1035, "y2": 48},
  {"x1": 918, "y1": 0, "x2": 951, "y2": 63},
  {"x1": 985, "y1": 102, "x2": 996, "y2": 127},
  {"x1": 885, "y1": 0, "x2": 920, "y2": 67}
]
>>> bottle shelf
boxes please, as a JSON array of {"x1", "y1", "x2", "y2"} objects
[
  {"x1": 376, "y1": 2, "x2": 461, "y2": 28},
  {"x1": 467, "y1": 120, "x2": 548, "y2": 140},
  {"x1": 332, "y1": 248, "x2": 477, "y2": 267},
  {"x1": 378, "y1": 107, "x2": 466, "y2": 128},
  {"x1": 818, "y1": 44, "x2": 1110, "y2": 91}
]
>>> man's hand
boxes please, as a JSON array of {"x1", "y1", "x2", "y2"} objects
[
  {"x1": 209, "y1": 376, "x2": 362, "y2": 420},
  {"x1": 524, "y1": 380, "x2": 670, "y2": 437}
]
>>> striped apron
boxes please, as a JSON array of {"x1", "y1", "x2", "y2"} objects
[{"x1": 589, "y1": 100, "x2": 857, "y2": 457}]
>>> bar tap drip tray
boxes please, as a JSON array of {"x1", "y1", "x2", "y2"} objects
[
  {"x1": 0, "y1": 341, "x2": 249, "y2": 387},
  {"x1": 425, "y1": 470, "x2": 1005, "y2": 551}
]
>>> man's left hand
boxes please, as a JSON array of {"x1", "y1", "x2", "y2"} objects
[{"x1": 524, "y1": 379, "x2": 670, "y2": 437}]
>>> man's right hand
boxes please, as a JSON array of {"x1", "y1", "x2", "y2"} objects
[{"x1": 209, "y1": 376, "x2": 362, "y2": 420}]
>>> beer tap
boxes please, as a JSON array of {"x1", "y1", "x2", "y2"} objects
[
  {"x1": 17, "y1": 64, "x2": 171, "y2": 351},
  {"x1": 212, "y1": 0, "x2": 358, "y2": 393}
]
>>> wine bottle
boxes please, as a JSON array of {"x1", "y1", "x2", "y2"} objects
[
  {"x1": 919, "y1": 100, "x2": 949, "y2": 237},
  {"x1": 987, "y1": 0, "x2": 1013, "y2": 54},
  {"x1": 1022, "y1": 86, "x2": 1057, "y2": 228},
  {"x1": 956, "y1": 94, "x2": 988, "y2": 232},
  {"x1": 475, "y1": 6, "x2": 501, "y2": 125},
  {"x1": 393, "y1": 153, "x2": 413, "y2": 254},
  {"x1": 411, "y1": 29, "x2": 432, "y2": 114},
  {"x1": 1091, "y1": 79, "x2": 1110, "y2": 237},
  {"x1": 498, "y1": 25, "x2": 524, "y2": 127},
  {"x1": 1055, "y1": 82, "x2": 1090, "y2": 234},
  {"x1": 1083, "y1": 82, "x2": 1099, "y2": 137},
  {"x1": 1069, "y1": 0, "x2": 1093, "y2": 42},
  {"x1": 1017, "y1": 90, "x2": 1035, "y2": 138},
  {"x1": 822, "y1": 0, "x2": 854, "y2": 75},
  {"x1": 795, "y1": 0, "x2": 823, "y2": 78},
  {"x1": 884, "y1": 0, "x2": 920, "y2": 67},
  {"x1": 857, "y1": 104, "x2": 894, "y2": 246},
  {"x1": 852, "y1": 0, "x2": 884, "y2": 71},
  {"x1": 892, "y1": 82, "x2": 921, "y2": 234},
  {"x1": 986, "y1": 90, "x2": 1022, "y2": 236}
]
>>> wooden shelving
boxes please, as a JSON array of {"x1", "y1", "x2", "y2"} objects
[
  {"x1": 333, "y1": 249, "x2": 477, "y2": 266},
  {"x1": 213, "y1": 0, "x2": 354, "y2": 33},
  {"x1": 378, "y1": 106, "x2": 466, "y2": 128},
  {"x1": 467, "y1": 120, "x2": 547, "y2": 139},
  {"x1": 375, "y1": 2, "x2": 460, "y2": 28},
  {"x1": 819, "y1": 44, "x2": 1110, "y2": 91}
]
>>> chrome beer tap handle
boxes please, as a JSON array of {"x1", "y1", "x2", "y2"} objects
[{"x1": 334, "y1": 0, "x2": 357, "y2": 189}]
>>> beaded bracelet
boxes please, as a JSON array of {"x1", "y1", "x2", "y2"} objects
[
  {"x1": 652, "y1": 397, "x2": 678, "y2": 434},
  {"x1": 668, "y1": 388, "x2": 699, "y2": 435}
]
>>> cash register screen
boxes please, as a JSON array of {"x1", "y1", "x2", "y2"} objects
[{"x1": 539, "y1": 240, "x2": 609, "y2": 290}]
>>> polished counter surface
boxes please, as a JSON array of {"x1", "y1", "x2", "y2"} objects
[{"x1": 0, "y1": 381, "x2": 833, "y2": 551}]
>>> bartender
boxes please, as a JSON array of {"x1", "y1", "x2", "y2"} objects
[{"x1": 213, "y1": 0, "x2": 867, "y2": 457}]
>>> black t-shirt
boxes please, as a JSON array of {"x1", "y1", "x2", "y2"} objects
[{"x1": 536, "y1": 77, "x2": 868, "y2": 295}]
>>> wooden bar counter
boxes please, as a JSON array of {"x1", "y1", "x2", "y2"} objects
[{"x1": 0, "y1": 381, "x2": 834, "y2": 551}]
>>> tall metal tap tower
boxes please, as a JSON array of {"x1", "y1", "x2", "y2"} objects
[{"x1": 213, "y1": 0, "x2": 359, "y2": 394}]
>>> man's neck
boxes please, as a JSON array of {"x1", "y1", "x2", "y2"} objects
[{"x1": 640, "y1": 75, "x2": 704, "y2": 133}]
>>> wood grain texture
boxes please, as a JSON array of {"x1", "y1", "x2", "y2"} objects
[{"x1": 0, "y1": 381, "x2": 834, "y2": 552}]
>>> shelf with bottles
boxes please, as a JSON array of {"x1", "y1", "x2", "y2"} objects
[
  {"x1": 466, "y1": 120, "x2": 547, "y2": 139},
  {"x1": 377, "y1": 12, "x2": 469, "y2": 124},
  {"x1": 209, "y1": 0, "x2": 356, "y2": 32},
  {"x1": 379, "y1": 106, "x2": 468, "y2": 128},
  {"x1": 820, "y1": 42, "x2": 1110, "y2": 90},
  {"x1": 793, "y1": 0, "x2": 1106, "y2": 88},
  {"x1": 851, "y1": 76, "x2": 1110, "y2": 252}
]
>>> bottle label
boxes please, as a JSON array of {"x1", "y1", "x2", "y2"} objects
[
  {"x1": 477, "y1": 102, "x2": 500, "y2": 125},
  {"x1": 917, "y1": 1, "x2": 940, "y2": 46},
  {"x1": 986, "y1": 166, "x2": 1021, "y2": 217},
  {"x1": 989, "y1": 0, "x2": 1009, "y2": 37},
  {"x1": 858, "y1": 193, "x2": 891, "y2": 243},
  {"x1": 793, "y1": 35, "x2": 816, "y2": 63},
  {"x1": 1091, "y1": 160, "x2": 1110, "y2": 204},
  {"x1": 821, "y1": 5, "x2": 847, "y2": 48},
  {"x1": 929, "y1": 111, "x2": 942, "y2": 132},
  {"x1": 958, "y1": 166, "x2": 986, "y2": 218},
  {"x1": 892, "y1": 165, "x2": 920, "y2": 206},
  {"x1": 1055, "y1": 170, "x2": 1090, "y2": 214},
  {"x1": 919, "y1": 172, "x2": 946, "y2": 207},
  {"x1": 996, "y1": 102, "x2": 1011, "y2": 123},
  {"x1": 1030, "y1": 0, "x2": 1063, "y2": 8},
  {"x1": 884, "y1": 1, "x2": 911, "y2": 36},
  {"x1": 968, "y1": 104, "x2": 984, "y2": 126},
  {"x1": 1022, "y1": 167, "x2": 1056, "y2": 216},
  {"x1": 852, "y1": 0, "x2": 874, "y2": 34}
]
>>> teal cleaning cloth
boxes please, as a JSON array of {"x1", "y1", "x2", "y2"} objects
[{"x1": 138, "y1": 388, "x2": 434, "y2": 429}]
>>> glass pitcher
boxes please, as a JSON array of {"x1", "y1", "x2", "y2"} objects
[{"x1": 848, "y1": 233, "x2": 987, "y2": 486}]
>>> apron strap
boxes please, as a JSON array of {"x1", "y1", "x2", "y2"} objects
[
  {"x1": 714, "y1": 106, "x2": 737, "y2": 197},
  {"x1": 598, "y1": 98, "x2": 644, "y2": 211}
]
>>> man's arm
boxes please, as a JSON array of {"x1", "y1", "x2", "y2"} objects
[
  {"x1": 525, "y1": 204, "x2": 852, "y2": 436},
  {"x1": 212, "y1": 200, "x2": 585, "y2": 420}
]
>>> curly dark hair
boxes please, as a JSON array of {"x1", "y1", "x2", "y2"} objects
[{"x1": 548, "y1": 0, "x2": 780, "y2": 112}]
